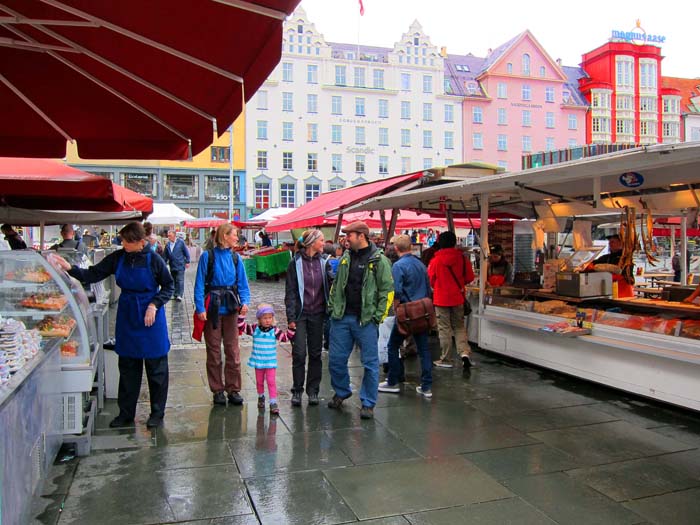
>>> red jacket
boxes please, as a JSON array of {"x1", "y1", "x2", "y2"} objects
[{"x1": 428, "y1": 248, "x2": 475, "y2": 307}]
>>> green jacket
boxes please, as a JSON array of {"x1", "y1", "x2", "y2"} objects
[{"x1": 329, "y1": 245, "x2": 394, "y2": 326}]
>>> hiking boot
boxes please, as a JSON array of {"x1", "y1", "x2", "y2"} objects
[
  {"x1": 308, "y1": 393, "x2": 319, "y2": 406},
  {"x1": 269, "y1": 403, "x2": 279, "y2": 415},
  {"x1": 228, "y1": 392, "x2": 244, "y2": 405},
  {"x1": 433, "y1": 359, "x2": 453, "y2": 369},
  {"x1": 257, "y1": 395, "x2": 265, "y2": 409},
  {"x1": 213, "y1": 392, "x2": 227, "y2": 405},
  {"x1": 146, "y1": 415, "x2": 163, "y2": 428},
  {"x1": 360, "y1": 406, "x2": 374, "y2": 419},
  {"x1": 378, "y1": 381, "x2": 400, "y2": 394},
  {"x1": 416, "y1": 386, "x2": 433, "y2": 398},
  {"x1": 327, "y1": 394, "x2": 349, "y2": 409},
  {"x1": 109, "y1": 416, "x2": 134, "y2": 428},
  {"x1": 291, "y1": 391, "x2": 302, "y2": 407},
  {"x1": 462, "y1": 354, "x2": 475, "y2": 369}
]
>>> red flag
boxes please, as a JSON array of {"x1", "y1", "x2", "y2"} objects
[{"x1": 358, "y1": 0, "x2": 365, "y2": 16}]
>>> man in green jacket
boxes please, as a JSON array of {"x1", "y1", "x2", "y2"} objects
[{"x1": 327, "y1": 221, "x2": 394, "y2": 419}]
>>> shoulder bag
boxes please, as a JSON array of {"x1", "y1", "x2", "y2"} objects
[{"x1": 447, "y1": 256, "x2": 472, "y2": 317}]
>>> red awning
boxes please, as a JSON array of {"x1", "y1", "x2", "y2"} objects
[
  {"x1": 182, "y1": 218, "x2": 229, "y2": 229},
  {"x1": 653, "y1": 228, "x2": 700, "y2": 237},
  {"x1": 266, "y1": 173, "x2": 424, "y2": 232},
  {"x1": 0, "y1": 0, "x2": 301, "y2": 160},
  {"x1": 0, "y1": 157, "x2": 152, "y2": 213}
]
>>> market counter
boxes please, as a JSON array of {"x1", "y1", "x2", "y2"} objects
[
  {"x1": 243, "y1": 257, "x2": 257, "y2": 282},
  {"x1": 253, "y1": 250, "x2": 291, "y2": 277}
]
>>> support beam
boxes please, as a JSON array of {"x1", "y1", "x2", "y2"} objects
[
  {"x1": 333, "y1": 214, "x2": 343, "y2": 243},
  {"x1": 681, "y1": 214, "x2": 688, "y2": 285},
  {"x1": 388, "y1": 209, "x2": 399, "y2": 241},
  {"x1": 479, "y1": 194, "x2": 489, "y2": 315}
]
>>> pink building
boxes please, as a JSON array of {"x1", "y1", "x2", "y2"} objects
[{"x1": 446, "y1": 31, "x2": 588, "y2": 171}]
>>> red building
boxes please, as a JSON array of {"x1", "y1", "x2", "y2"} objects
[{"x1": 579, "y1": 29, "x2": 681, "y2": 145}]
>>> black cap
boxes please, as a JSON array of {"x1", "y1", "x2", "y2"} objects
[{"x1": 489, "y1": 244, "x2": 504, "y2": 254}]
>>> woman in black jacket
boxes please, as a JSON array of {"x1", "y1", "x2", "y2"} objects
[{"x1": 284, "y1": 229, "x2": 333, "y2": 406}]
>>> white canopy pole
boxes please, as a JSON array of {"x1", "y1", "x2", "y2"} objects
[
  {"x1": 681, "y1": 214, "x2": 688, "y2": 285},
  {"x1": 479, "y1": 194, "x2": 489, "y2": 316}
]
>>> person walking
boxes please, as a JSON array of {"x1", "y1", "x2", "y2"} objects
[
  {"x1": 194, "y1": 224, "x2": 251, "y2": 406},
  {"x1": 239, "y1": 304, "x2": 295, "y2": 415},
  {"x1": 378, "y1": 235, "x2": 434, "y2": 398},
  {"x1": 163, "y1": 230, "x2": 190, "y2": 301},
  {"x1": 428, "y1": 231, "x2": 475, "y2": 369},
  {"x1": 53, "y1": 222, "x2": 174, "y2": 428},
  {"x1": 284, "y1": 229, "x2": 333, "y2": 407},
  {"x1": 327, "y1": 221, "x2": 394, "y2": 420}
]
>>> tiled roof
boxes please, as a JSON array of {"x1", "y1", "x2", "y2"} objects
[
  {"x1": 479, "y1": 32, "x2": 523, "y2": 74},
  {"x1": 662, "y1": 76, "x2": 700, "y2": 113},
  {"x1": 561, "y1": 66, "x2": 589, "y2": 106},
  {"x1": 444, "y1": 54, "x2": 488, "y2": 97}
]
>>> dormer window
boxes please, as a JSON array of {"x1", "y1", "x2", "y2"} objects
[
  {"x1": 297, "y1": 24, "x2": 303, "y2": 33},
  {"x1": 507, "y1": 62, "x2": 513, "y2": 74},
  {"x1": 414, "y1": 37, "x2": 419, "y2": 45},
  {"x1": 522, "y1": 54, "x2": 531, "y2": 76}
]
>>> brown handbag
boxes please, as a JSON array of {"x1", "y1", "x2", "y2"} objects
[{"x1": 395, "y1": 297, "x2": 437, "y2": 336}]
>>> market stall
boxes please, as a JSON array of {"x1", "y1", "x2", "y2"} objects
[
  {"x1": 252, "y1": 249, "x2": 291, "y2": 279},
  {"x1": 344, "y1": 142, "x2": 700, "y2": 411}
]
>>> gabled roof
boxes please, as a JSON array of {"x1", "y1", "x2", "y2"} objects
[
  {"x1": 561, "y1": 66, "x2": 589, "y2": 106},
  {"x1": 662, "y1": 76, "x2": 700, "y2": 113},
  {"x1": 479, "y1": 32, "x2": 522, "y2": 73},
  {"x1": 444, "y1": 54, "x2": 488, "y2": 97}
]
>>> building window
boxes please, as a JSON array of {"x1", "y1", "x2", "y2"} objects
[
  {"x1": 282, "y1": 121, "x2": 293, "y2": 141},
  {"x1": 164, "y1": 174, "x2": 197, "y2": 200},
  {"x1": 445, "y1": 158, "x2": 454, "y2": 166},
  {"x1": 305, "y1": 182, "x2": 320, "y2": 202},
  {"x1": 379, "y1": 156, "x2": 389, "y2": 174},
  {"x1": 423, "y1": 102, "x2": 433, "y2": 121},
  {"x1": 640, "y1": 121, "x2": 657, "y2": 137},
  {"x1": 307, "y1": 64, "x2": 318, "y2": 84},
  {"x1": 545, "y1": 112, "x2": 555, "y2": 128},
  {"x1": 331, "y1": 96, "x2": 342, "y2": 115},
  {"x1": 373, "y1": 69, "x2": 384, "y2": 89},
  {"x1": 522, "y1": 53, "x2": 531, "y2": 76},
  {"x1": 254, "y1": 182, "x2": 270, "y2": 209},
  {"x1": 640, "y1": 97, "x2": 657, "y2": 112},
  {"x1": 545, "y1": 137, "x2": 555, "y2": 151},
  {"x1": 498, "y1": 160, "x2": 507, "y2": 169},
  {"x1": 307, "y1": 123, "x2": 318, "y2": 142},
  {"x1": 335, "y1": 65, "x2": 346, "y2": 86},
  {"x1": 282, "y1": 62, "x2": 293, "y2": 82},
  {"x1": 617, "y1": 95, "x2": 633, "y2": 110},
  {"x1": 401, "y1": 72, "x2": 411, "y2": 90},
  {"x1": 282, "y1": 92, "x2": 293, "y2": 111},
  {"x1": 257, "y1": 150, "x2": 267, "y2": 170},
  {"x1": 378, "y1": 127, "x2": 389, "y2": 146},
  {"x1": 210, "y1": 146, "x2": 230, "y2": 163},
  {"x1": 307, "y1": 153, "x2": 318, "y2": 171},
  {"x1": 355, "y1": 155, "x2": 366, "y2": 173},
  {"x1": 306, "y1": 94, "x2": 318, "y2": 113},
  {"x1": 522, "y1": 110, "x2": 532, "y2": 127},
  {"x1": 331, "y1": 154, "x2": 342, "y2": 173},
  {"x1": 616, "y1": 56, "x2": 634, "y2": 90},
  {"x1": 444, "y1": 78, "x2": 452, "y2": 94},
  {"x1": 256, "y1": 120, "x2": 268, "y2": 140},
  {"x1": 280, "y1": 183, "x2": 296, "y2": 208},
  {"x1": 506, "y1": 62, "x2": 513, "y2": 74},
  {"x1": 539, "y1": 65, "x2": 546, "y2": 77},
  {"x1": 256, "y1": 90, "x2": 268, "y2": 110},
  {"x1": 497, "y1": 108, "x2": 507, "y2": 125},
  {"x1": 497, "y1": 83, "x2": 507, "y2": 98},
  {"x1": 401, "y1": 157, "x2": 411, "y2": 173},
  {"x1": 282, "y1": 152, "x2": 293, "y2": 170},
  {"x1": 422, "y1": 74, "x2": 433, "y2": 93},
  {"x1": 355, "y1": 126, "x2": 366, "y2": 145},
  {"x1": 545, "y1": 87, "x2": 555, "y2": 103},
  {"x1": 473, "y1": 132, "x2": 483, "y2": 150},
  {"x1": 355, "y1": 97, "x2": 366, "y2": 116},
  {"x1": 592, "y1": 117, "x2": 610, "y2": 133},
  {"x1": 497, "y1": 134, "x2": 507, "y2": 151},
  {"x1": 378, "y1": 99, "x2": 389, "y2": 118},
  {"x1": 591, "y1": 91, "x2": 611, "y2": 109},
  {"x1": 616, "y1": 118, "x2": 634, "y2": 136},
  {"x1": 663, "y1": 122, "x2": 679, "y2": 137},
  {"x1": 329, "y1": 180, "x2": 345, "y2": 191},
  {"x1": 401, "y1": 101, "x2": 411, "y2": 119},
  {"x1": 401, "y1": 129, "x2": 411, "y2": 147},
  {"x1": 472, "y1": 106, "x2": 483, "y2": 124},
  {"x1": 354, "y1": 67, "x2": 366, "y2": 87},
  {"x1": 331, "y1": 125, "x2": 342, "y2": 143},
  {"x1": 521, "y1": 85, "x2": 531, "y2": 101},
  {"x1": 444, "y1": 131, "x2": 454, "y2": 150},
  {"x1": 423, "y1": 130, "x2": 432, "y2": 148},
  {"x1": 423, "y1": 158, "x2": 433, "y2": 169},
  {"x1": 204, "y1": 175, "x2": 237, "y2": 202},
  {"x1": 522, "y1": 135, "x2": 532, "y2": 152},
  {"x1": 568, "y1": 139, "x2": 577, "y2": 148},
  {"x1": 444, "y1": 104, "x2": 454, "y2": 122},
  {"x1": 639, "y1": 60, "x2": 657, "y2": 90}
]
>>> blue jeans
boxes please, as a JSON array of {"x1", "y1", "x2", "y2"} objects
[
  {"x1": 171, "y1": 269, "x2": 185, "y2": 298},
  {"x1": 387, "y1": 326, "x2": 432, "y2": 391},
  {"x1": 329, "y1": 315, "x2": 379, "y2": 408}
]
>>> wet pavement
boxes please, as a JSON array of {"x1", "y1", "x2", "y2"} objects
[{"x1": 31, "y1": 266, "x2": 700, "y2": 524}]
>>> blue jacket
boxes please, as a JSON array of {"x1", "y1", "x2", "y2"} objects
[
  {"x1": 194, "y1": 247, "x2": 250, "y2": 314},
  {"x1": 164, "y1": 238, "x2": 190, "y2": 271},
  {"x1": 392, "y1": 253, "x2": 431, "y2": 303}
]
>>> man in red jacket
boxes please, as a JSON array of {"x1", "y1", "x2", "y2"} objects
[{"x1": 428, "y1": 231, "x2": 475, "y2": 368}]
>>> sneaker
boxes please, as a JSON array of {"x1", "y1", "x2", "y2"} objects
[
  {"x1": 360, "y1": 406, "x2": 374, "y2": 419},
  {"x1": 416, "y1": 386, "x2": 433, "y2": 398},
  {"x1": 213, "y1": 392, "x2": 227, "y2": 406},
  {"x1": 291, "y1": 391, "x2": 302, "y2": 407},
  {"x1": 228, "y1": 392, "x2": 244, "y2": 405},
  {"x1": 462, "y1": 354, "x2": 475, "y2": 369},
  {"x1": 327, "y1": 394, "x2": 350, "y2": 409},
  {"x1": 378, "y1": 381, "x2": 400, "y2": 394},
  {"x1": 257, "y1": 395, "x2": 265, "y2": 409},
  {"x1": 269, "y1": 403, "x2": 279, "y2": 415},
  {"x1": 109, "y1": 416, "x2": 134, "y2": 428},
  {"x1": 146, "y1": 415, "x2": 163, "y2": 428},
  {"x1": 307, "y1": 393, "x2": 319, "y2": 406},
  {"x1": 433, "y1": 360, "x2": 454, "y2": 369}
]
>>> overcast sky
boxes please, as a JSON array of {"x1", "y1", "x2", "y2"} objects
[{"x1": 299, "y1": 0, "x2": 697, "y2": 78}]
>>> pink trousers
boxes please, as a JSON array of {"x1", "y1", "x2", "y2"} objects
[{"x1": 255, "y1": 368, "x2": 277, "y2": 400}]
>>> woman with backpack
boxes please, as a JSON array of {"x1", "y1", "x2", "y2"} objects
[{"x1": 194, "y1": 224, "x2": 251, "y2": 406}]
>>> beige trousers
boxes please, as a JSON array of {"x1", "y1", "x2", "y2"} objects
[{"x1": 435, "y1": 305, "x2": 469, "y2": 362}]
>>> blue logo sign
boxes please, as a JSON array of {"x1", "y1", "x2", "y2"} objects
[
  {"x1": 611, "y1": 21, "x2": 666, "y2": 46},
  {"x1": 619, "y1": 172, "x2": 644, "y2": 188}
]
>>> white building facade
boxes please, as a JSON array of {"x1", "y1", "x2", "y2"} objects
[{"x1": 244, "y1": 7, "x2": 463, "y2": 214}]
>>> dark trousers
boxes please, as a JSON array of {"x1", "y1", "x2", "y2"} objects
[
  {"x1": 387, "y1": 326, "x2": 432, "y2": 391},
  {"x1": 291, "y1": 313, "x2": 325, "y2": 394},
  {"x1": 117, "y1": 355, "x2": 169, "y2": 420},
  {"x1": 171, "y1": 269, "x2": 185, "y2": 298}
]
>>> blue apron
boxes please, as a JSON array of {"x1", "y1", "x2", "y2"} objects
[{"x1": 115, "y1": 251, "x2": 170, "y2": 358}]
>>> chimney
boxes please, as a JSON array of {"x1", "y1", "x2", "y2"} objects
[
  {"x1": 440, "y1": 46, "x2": 447, "y2": 57},
  {"x1": 556, "y1": 58, "x2": 562, "y2": 66}
]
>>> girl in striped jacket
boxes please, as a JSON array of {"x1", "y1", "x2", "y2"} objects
[{"x1": 239, "y1": 304, "x2": 295, "y2": 415}]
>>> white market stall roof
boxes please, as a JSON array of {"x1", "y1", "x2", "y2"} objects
[
  {"x1": 250, "y1": 207, "x2": 296, "y2": 222},
  {"x1": 147, "y1": 203, "x2": 195, "y2": 225}
]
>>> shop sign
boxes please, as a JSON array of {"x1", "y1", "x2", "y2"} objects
[
  {"x1": 611, "y1": 20, "x2": 666, "y2": 46},
  {"x1": 619, "y1": 171, "x2": 644, "y2": 188},
  {"x1": 346, "y1": 146, "x2": 375, "y2": 155}
]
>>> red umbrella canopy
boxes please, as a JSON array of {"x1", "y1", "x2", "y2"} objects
[{"x1": 0, "y1": 0, "x2": 301, "y2": 160}]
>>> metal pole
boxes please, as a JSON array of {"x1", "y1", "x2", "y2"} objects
[
  {"x1": 228, "y1": 124, "x2": 234, "y2": 221},
  {"x1": 681, "y1": 214, "x2": 688, "y2": 285},
  {"x1": 479, "y1": 193, "x2": 489, "y2": 316}
]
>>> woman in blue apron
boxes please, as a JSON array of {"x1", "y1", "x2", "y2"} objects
[{"x1": 55, "y1": 222, "x2": 174, "y2": 429}]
